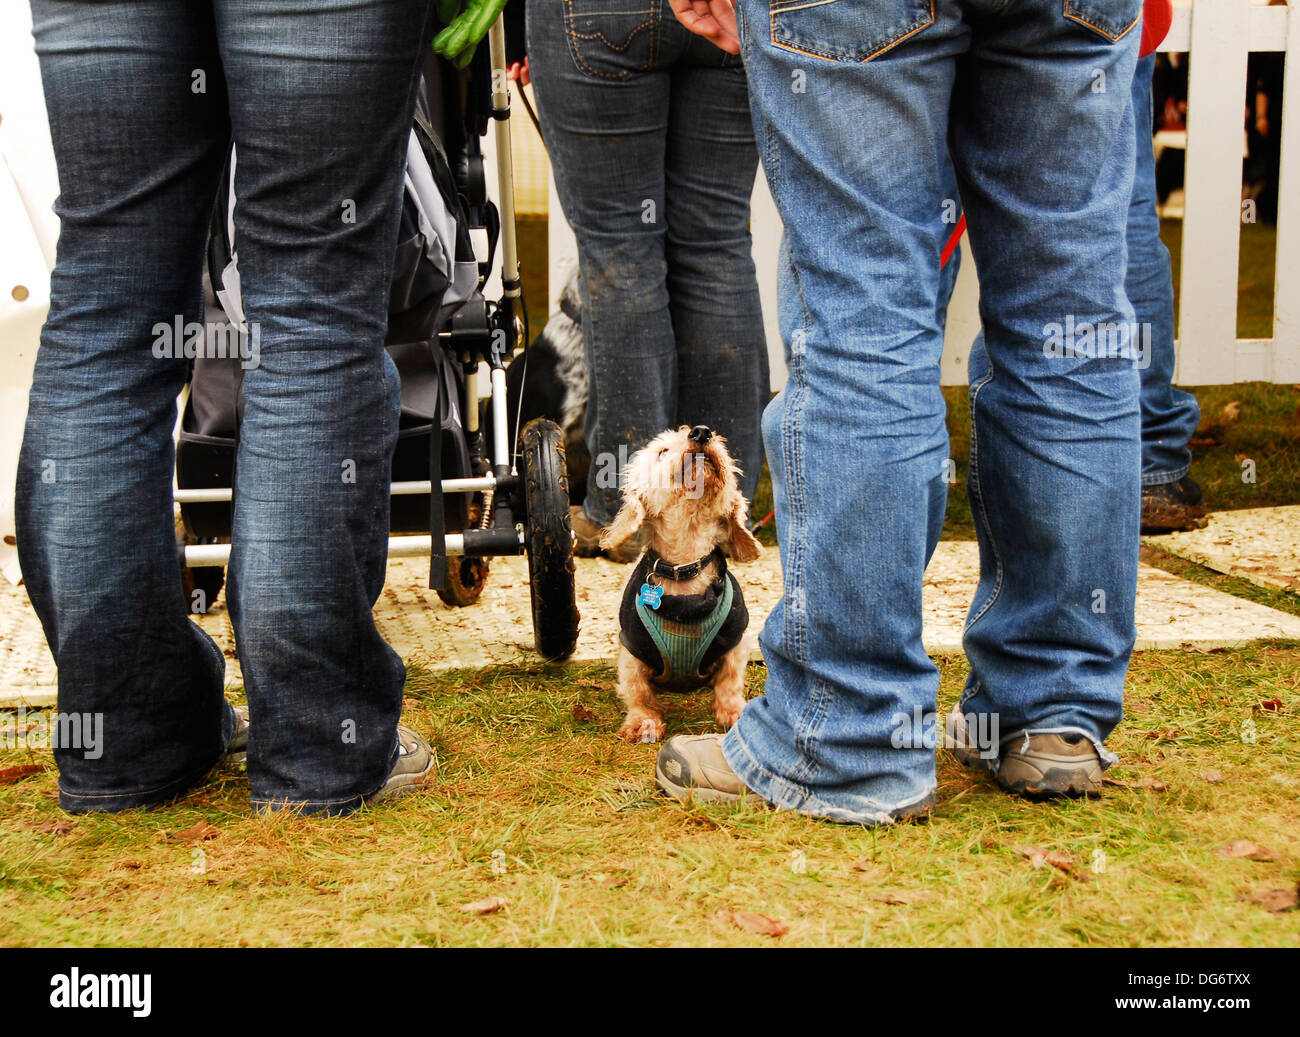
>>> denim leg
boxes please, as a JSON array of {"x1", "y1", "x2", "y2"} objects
[
  {"x1": 721, "y1": 0, "x2": 963, "y2": 823},
  {"x1": 527, "y1": 0, "x2": 766, "y2": 522},
  {"x1": 18, "y1": 0, "x2": 235, "y2": 812},
  {"x1": 1130, "y1": 53, "x2": 1201, "y2": 484},
  {"x1": 528, "y1": 6, "x2": 675, "y2": 525},
  {"x1": 954, "y1": 0, "x2": 1141, "y2": 752},
  {"x1": 213, "y1": 0, "x2": 435, "y2": 815},
  {"x1": 664, "y1": 60, "x2": 766, "y2": 503}
]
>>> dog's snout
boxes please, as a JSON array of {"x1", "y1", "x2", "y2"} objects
[{"x1": 688, "y1": 425, "x2": 714, "y2": 447}]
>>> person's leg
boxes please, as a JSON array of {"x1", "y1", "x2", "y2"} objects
[
  {"x1": 663, "y1": 48, "x2": 766, "y2": 504},
  {"x1": 214, "y1": 0, "x2": 435, "y2": 815},
  {"x1": 1129, "y1": 52, "x2": 1203, "y2": 527},
  {"x1": 17, "y1": 0, "x2": 235, "y2": 812},
  {"x1": 953, "y1": 0, "x2": 1142, "y2": 762},
  {"x1": 526, "y1": 2, "x2": 677, "y2": 527},
  {"x1": 711, "y1": 0, "x2": 965, "y2": 824}
]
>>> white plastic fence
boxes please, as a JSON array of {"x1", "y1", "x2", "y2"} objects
[{"x1": 544, "y1": 0, "x2": 1298, "y2": 388}]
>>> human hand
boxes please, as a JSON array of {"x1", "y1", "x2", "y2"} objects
[
  {"x1": 433, "y1": 0, "x2": 509, "y2": 69},
  {"x1": 667, "y1": 0, "x2": 740, "y2": 55},
  {"x1": 508, "y1": 58, "x2": 530, "y2": 87}
]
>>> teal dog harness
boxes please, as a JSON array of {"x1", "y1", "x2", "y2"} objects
[{"x1": 619, "y1": 548, "x2": 749, "y2": 687}]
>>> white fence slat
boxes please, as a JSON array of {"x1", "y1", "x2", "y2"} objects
[
  {"x1": 1271, "y1": 0, "x2": 1300, "y2": 382},
  {"x1": 1175, "y1": 0, "x2": 1251, "y2": 385}
]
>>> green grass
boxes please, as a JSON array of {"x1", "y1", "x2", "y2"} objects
[{"x1": 2, "y1": 645, "x2": 1298, "y2": 947}]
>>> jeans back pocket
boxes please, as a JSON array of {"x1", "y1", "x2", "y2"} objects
[
  {"x1": 771, "y1": 0, "x2": 935, "y2": 63},
  {"x1": 1063, "y1": 0, "x2": 1142, "y2": 42},
  {"x1": 565, "y1": 0, "x2": 660, "y2": 79}
]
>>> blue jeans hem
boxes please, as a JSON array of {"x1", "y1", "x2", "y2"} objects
[
  {"x1": 58, "y1": 754, "x2": 223, "y2": 813},
  {"x1": 1141, "y1": 463, "x2": 1190, "y2": 487},
  {"x1": 722, "y1": 725, "x2": 935, "y2": 826}
]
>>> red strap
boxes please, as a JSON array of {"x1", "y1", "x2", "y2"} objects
[
  {"x1": 940, "y1": 213, "x2": 966, "y2": 270},
  {"x1": 1141, "y1": 0, "x2": 1173, "y2": 57}
]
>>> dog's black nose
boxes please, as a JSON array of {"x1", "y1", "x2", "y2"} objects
[{"x1": 688, "y1": 425, "x2": 714, "y2": 446}]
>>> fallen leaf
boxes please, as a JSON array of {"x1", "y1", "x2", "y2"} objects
[
  {"x1": 1258, "y1": 698, "x2": 1283, "y2": 712},
  {"x1": 866, "y1": 890, "x2": 935, "y2": 906},
  {"x1": 166, "y1": 821, "x2": 219, "y2": 843},
  {"x1": 571, "y1": 704, "x2": 597, "y2": 722},
  {"x1": 727, "y1": 910, "x2": 789, "y2": 937},
  {"x1": 1202, "y1": 769, "x2": 1225, "y2": 784},
  {"x1": 0, "y1": 764, "x2": 46, "y2": 785},
  {"x1": 1013, "y1": 845, "x2": 1083, "y2": 878},
  {"x1": 1242, "y1": 886, "x2": 1298, "y2": 914},
  {"x1": 1218, "y1": 839, "x2": 1275, "y2": 862},
  {"x1": 37, "y1": 821, "x2": 73, "y2": 836},
  {"x1": 460, "y1": 895, "x2": 508, "y2": 915},
  {"x1": 1220, "y1": 401, "x2": 1242, "y2": 422}
]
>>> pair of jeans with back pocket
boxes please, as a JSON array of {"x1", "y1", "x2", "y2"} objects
[
  {"x1": 724, "y1": 0, "x2": 1143, "y2": 823},
  {"x1": 18, "y1": 0, "x2": 436, "y2": 814},
  {"x1": 527, "y1": 0, "x2": 769, "y2": 525}
]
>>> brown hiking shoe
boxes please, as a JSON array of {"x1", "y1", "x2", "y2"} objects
[
  {"x1": 995, "y1": 732, "x2": 1104, "y2": 799},
  {"x1": 1141, "y1": 476, "x2": 1208, "y2": 533},
  {"x1": 568, "y1": 505, "x2": 644, "y2": 563}
]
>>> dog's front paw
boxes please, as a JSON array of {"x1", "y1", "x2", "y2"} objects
[
  {"x1": 713, "y1": 699, "x2": 744, "y2": 730},
  {"x1": 618, "y1": 714, "x2": 665, "y2": 744}
]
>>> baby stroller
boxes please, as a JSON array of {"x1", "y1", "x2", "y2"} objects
[{"x1": 173, "y1": 23, "x2": 580, "y2": 661}]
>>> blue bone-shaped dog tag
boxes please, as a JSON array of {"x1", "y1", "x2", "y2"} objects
[{"x1": 637, "y1": 583, "x2": 663, "y2": 610}]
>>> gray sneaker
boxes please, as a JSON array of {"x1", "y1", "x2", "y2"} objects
[
  {"x1": 366, "y1": 724, "x2": 437, "y2": 804},
  {"x1": 224, "y1": 705, "x2": 249, "y2": 765},
  {"x1": 943, "y1": 707, "x2": 993, "y2": 772},
  {"x1": 994, "y1": 732, "x2": 1103, "y2": 799},
  {"x1": 655, "y1": 734, "x2": 749, "y2": 804}
]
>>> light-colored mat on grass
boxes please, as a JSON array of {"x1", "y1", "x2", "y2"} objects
[
  {"x1": 6, "y1": 538, "x2": 1300, "y2": 706},
  {"x1": 1145, "y1": 505, "x2": 1300, "y2": 594}
]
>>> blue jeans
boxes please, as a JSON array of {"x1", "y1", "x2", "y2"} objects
[
  {"x1": 724, "y1": 0, "x2": 1142, "y2": 823},
  {"x1": 527, "y1": 0, "x2": 768, "y2": 524},
  {"x1": 18, "y1": 0, "x2": 435, "y2": 815},
  {"x1": 1131, "y1": 53, "x2": 1201, "y2": 484}
]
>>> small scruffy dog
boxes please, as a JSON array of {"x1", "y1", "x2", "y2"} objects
[{"x1": 600, "y1": 425, "x2": 763, "y2": 743}]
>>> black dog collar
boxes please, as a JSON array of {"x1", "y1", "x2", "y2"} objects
[{"x1": 646, "y1": 547, "x2": 724, "y2": 582}]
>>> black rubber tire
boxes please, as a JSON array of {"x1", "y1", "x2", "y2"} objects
[
  {"x1": 521, "y1": 418, "x2": 579, "y2": 660},
  {"x1": 436, "y1": 555, "x2": 490, "y2": 608}
]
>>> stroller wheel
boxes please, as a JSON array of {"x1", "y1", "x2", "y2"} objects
[
  {"x1": 521, "y1": 418, "x2": 580, "y2": 661},
  {"x1": 436, "y1": 555, "x2": 490, "y2": 608}
]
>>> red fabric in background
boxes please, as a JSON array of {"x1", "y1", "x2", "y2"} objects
[{"x1": 1141, "y1": 0, "x2": 1174, "y2": 56}]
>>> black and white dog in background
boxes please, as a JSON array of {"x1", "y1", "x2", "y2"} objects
[{"x1": 503, "y1": 261, "x2": 591, "y2": 505}]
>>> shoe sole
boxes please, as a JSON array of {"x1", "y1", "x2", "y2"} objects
[
  {"x1": 996, "y1": 762, "x2": 1102, "y2": 800},
  {"x1": 1140, "y1": 501, "x2": 1208, "y2": 534}
]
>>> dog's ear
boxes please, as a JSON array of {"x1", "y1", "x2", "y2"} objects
[
  {"x1": 723, "y1": 491, "x2": 762, "y2": 563},
  {"x1": 600, "y1": 496, "x2": 646, "y2": 552}
]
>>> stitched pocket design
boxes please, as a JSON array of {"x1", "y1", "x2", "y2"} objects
[{"x1": 770, "y1": 0, "x2": 935, "y2": 63}]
